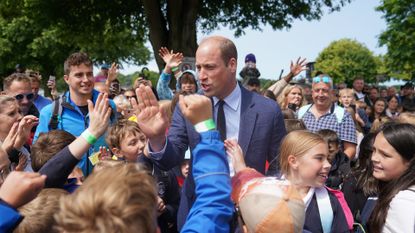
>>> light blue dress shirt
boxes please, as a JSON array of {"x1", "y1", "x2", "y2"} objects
[{"x1": 212, "y1": 84, "x2": 241, "y2": 141}]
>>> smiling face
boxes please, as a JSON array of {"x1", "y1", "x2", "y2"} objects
[
  {"x1": 64, "y1": 64, "x2": 94, "y2": 98},
  {"x1": 374, "y1": 100, "x2": 386, "y2": 115},
  {"x1": 312, "y1": 82, "x2": 331, "y2": 109},
  {"x1": 7, "y1": 80, "x2": 33, "y2": 115},
  {"x1": 371, "y1": 133, "x2": 410, "y2": 182},
  {"x1": 115, "y1": 131, "x2": 146, "y2": 163},
  {"x1": 195, "y1": 38, "x2": 237, "y2": 100},
  {"x1": 288, "y1": 142, "x2": 331, "y2": 188}
]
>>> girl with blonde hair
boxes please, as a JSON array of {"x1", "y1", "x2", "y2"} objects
[
  {"x1": 227, "y1": 130, "x2": 350, "y2": 232},
  {"x1": 277, "y1": 85, "x2": 305, "y2": 112}
]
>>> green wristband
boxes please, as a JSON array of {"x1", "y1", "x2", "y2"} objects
[
  {"x1": 81, "y1": 129, "x2": 98, "y2": 145},
  {"x1": 171, "y1": 66, "x2": 179, "y2": 72},
  {"x1": 194, "y1": 119, "x2": 216, "y2": 133}
]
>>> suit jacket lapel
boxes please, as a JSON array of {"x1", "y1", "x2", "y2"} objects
[{"x1": 238, "y1": 86, "x2": 257, "y2": 156}]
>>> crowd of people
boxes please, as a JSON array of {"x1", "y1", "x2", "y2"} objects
[{"x1": 0, "y1": 35, "x2": 414, "y2": 233}]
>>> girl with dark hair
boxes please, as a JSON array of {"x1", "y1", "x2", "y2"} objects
[
  {"x1": 342, "y1": 133, "x2": 378, "y2": 226},
  {"x1": 368, "y1": 123, "x2": 415, "y2": 233},
  {"x1": 385, "y1": 95, "x2": 400, "y2": 119},
  {"x1": 369, "y1": 98, "x2": 387, "y2": 123}
]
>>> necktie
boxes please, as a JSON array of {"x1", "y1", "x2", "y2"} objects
[{"x1": 217, "y1": 100, "x2": 226, "y2": 141}]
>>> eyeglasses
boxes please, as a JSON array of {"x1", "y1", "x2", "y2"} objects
[
  {"x1": 125, "y1": 95, "x2": 137, "y2": 100},
  {"x1": 313, "y1": 76, "x2": 331, "y2": 84},
  {"x1": 15, "y1": 93, "x2": 34, "y2": 101}
]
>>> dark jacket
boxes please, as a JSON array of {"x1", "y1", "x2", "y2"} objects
[
  {"x1": 138, "y1": 156, "x2": 180, "y2": 233},
  {"x1": 304, "y1": 191, "x2": 350, "y2": 233},
  {"x1": 326, "y1": 151, "x2": 351, "y2": 190}
]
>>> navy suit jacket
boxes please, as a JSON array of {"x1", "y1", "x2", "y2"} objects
[{"x1": 151, "y1": 85, "x2": 286, "y2": 229}]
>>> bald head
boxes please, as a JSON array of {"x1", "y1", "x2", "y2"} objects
[{"x1": 198, "y1": 36, "x2": 238, "y2": 66}]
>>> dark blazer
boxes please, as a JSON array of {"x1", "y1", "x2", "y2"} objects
[{"x1": 151, "y1": 85, "x2": 286, "y2": 230}]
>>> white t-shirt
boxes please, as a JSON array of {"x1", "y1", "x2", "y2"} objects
[{"x1": 383, "y1": 185, "x2": 415, "y2": 233}]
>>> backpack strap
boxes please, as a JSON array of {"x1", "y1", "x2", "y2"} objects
[
  {"x1": 331, "y1": 104, "x2": 345, "y2": 124},
  {"x1": 315, "y1": 187, "x2": 333, "y2": 233},
  {"x1": 49, "y1": 95, "x2": 63, "y2": 130},
  {"x1": 297, "y1": 104, "x2": 312, "y2": 119}
]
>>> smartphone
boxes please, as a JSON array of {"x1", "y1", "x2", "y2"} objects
[
  {"x1": 48, "y1": 75, "x2": 56, "y2": 82},
  {"x1": 287, "y1": 103, "x2": 298, "y2": 111}
]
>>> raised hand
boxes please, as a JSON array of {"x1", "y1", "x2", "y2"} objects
[
  {"x1": 289, "y1": 57, "x2": 308, "y2": 77},
  {"x1": 87, "y1": 93, "x2": 112, "y2": 138},
  {"x1": 107, "y1": 63, "x2": 119, "y2": 84},
  {"x1": 224, "y1": 139, "x2": 247, "y2": 173},
  {"x1": 2, "y1": 122, "x2": 19, "y2": 153},
  {"x1": 0, "y1": 171, "x2": 46, "y2": 208},
  {"x1": 14, "y1": 115, "x2": 38, "y2": 149},
  {"x1": 159, "y1": 47, "x2": 183, "y2": 73},
  {"x1": 133, "y1": 85, "x2": 169, "y2": 151},
  {"x1": 178, "y1": 94, "x2": 212, "y2": 125},
  {"x1": 14, "y1": 153, "x2": 28, "y2": 171}
]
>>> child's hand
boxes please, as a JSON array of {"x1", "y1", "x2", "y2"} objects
[
  {"x1": 178, "y1": 94, "x2": 212, "y2": 125},
  {"x1": 156, "y1": 196, "x2": 166, "y2": 216},
  {"x1": 224, "y1": 139, "x2": 247, "y2": 173},
  {"x1": 0, "y1": 171, "x2": 46, "y2": 208},
  {"x1": 14, "y1": 115, "x2": 38, "y2": 149},
  {"x1": 98, "y1": 146, "x2": 111, "y2": 160},
  {"x1": 14, "y1": 153, "x2": 28, "y2": 171},
  {"x1": 132, "y1": 85, "x2": 169, "y2": 149},
  {"x1": 87, "y1": 93, "x2": 112, "y2": 138},
  {"x1": 2, "y1": 122, "x2": 18, "y2": 153}
]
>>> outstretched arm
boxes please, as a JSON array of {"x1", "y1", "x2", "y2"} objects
[
  {"x1": 179, "y1": 94, "x2": 233, "y2": 233},
  {"x1": 268, "y1": 57, "x2": 307, "y2": 97},
  {"x1": 39, "y1": 93, "x2": 112, "y2": 188}
]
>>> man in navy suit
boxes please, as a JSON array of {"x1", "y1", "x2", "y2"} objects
[{"x1": 135, "y1": 36, "x2": 286, "y2": 230}]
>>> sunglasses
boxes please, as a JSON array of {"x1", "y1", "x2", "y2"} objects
[
  {"x1": 125, "y1": 95, "x2": 137, "y2": 99},
  {"x1": 15, "y1": 93, "x2": 34, "y2": 101},
  {"x1": 312, "y1": 76, "x2": 331, "y2": 84}
]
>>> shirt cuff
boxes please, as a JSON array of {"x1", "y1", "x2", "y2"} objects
[{"x1": 148, "y1": 137, "x2": 168, "y2": 160}]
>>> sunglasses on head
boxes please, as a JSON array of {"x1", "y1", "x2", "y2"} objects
[
  {"x1": 15, "y1": 93, "x2": 34, "y2": 101},
  {"x1": 313, "y1": 76, "x2": 331, "y2": 84}
]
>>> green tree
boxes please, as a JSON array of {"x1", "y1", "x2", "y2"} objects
[
  {"x1": 143, "y1": 0, "x2": 352, "y2": 70},
  {"x1": 314, "y1": 38, "x2": 378, "y2": 85},
  {"x1": 0, "y1": 0, "x2": 150, "y2": 92},
  {"x1": 377, "y1": 0, "x2": 415, "y2": 80}
]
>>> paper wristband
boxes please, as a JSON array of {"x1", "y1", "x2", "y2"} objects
[
  {"x1": 81, "y1": 129, "x2": 98, "y2": 145},
  {"x1": 171, "y1": 66, "x2": 179, "y2": 72},
  {"x1": 194, "y1": 119, "x2": 216, "y2": 133}
]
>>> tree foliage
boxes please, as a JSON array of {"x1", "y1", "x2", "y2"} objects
[
  {"x1": 142, "y1": 0, "x2": 352, "y2": 70},
  {"x1": 314, "y1": 38, "x2": 378, "y2": 85},
  {"x1": 377, "y1": 0, "x2": 415, "y2": 80},
  {"x1": 0, "y1": 0, "x2": 150, "y2": 91}
]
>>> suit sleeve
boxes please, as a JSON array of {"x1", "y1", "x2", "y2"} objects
[
  {"x1": 150, "y1": 105, "x2": 190, "y2": 170},
  {"x1": 266, "y1": 104, "x2": 286, "y2": 175}
]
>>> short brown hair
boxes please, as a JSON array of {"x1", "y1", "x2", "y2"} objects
[
  {"x1": 15, "y1": 188, "x2": 68, "y2": 233},
  {"x1": 64, "y1": 52, "x2": 93, "y2": 75},
  {"x1": 106, "y1": 119, "x2": 143, "y2": 150},
  {"x1": 55, "y1": 163, "x2": 158, "y2": 233},
  {"x1": 31, "y1": 130, "x2": 76, "y2": 172},
  {"x1": 199, "y1": 36, "x2": 237, "y2": 66},
  {"x1": 3, "y1": 73, "x2": 31, "y2": 91},
  {"x1": 279, "y1": 130, "x2": 326, "y2": 176}
]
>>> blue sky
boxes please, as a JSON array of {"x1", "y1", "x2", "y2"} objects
[{"x1": 117, "y1": 0, "x2": 387, "y2": 80}]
